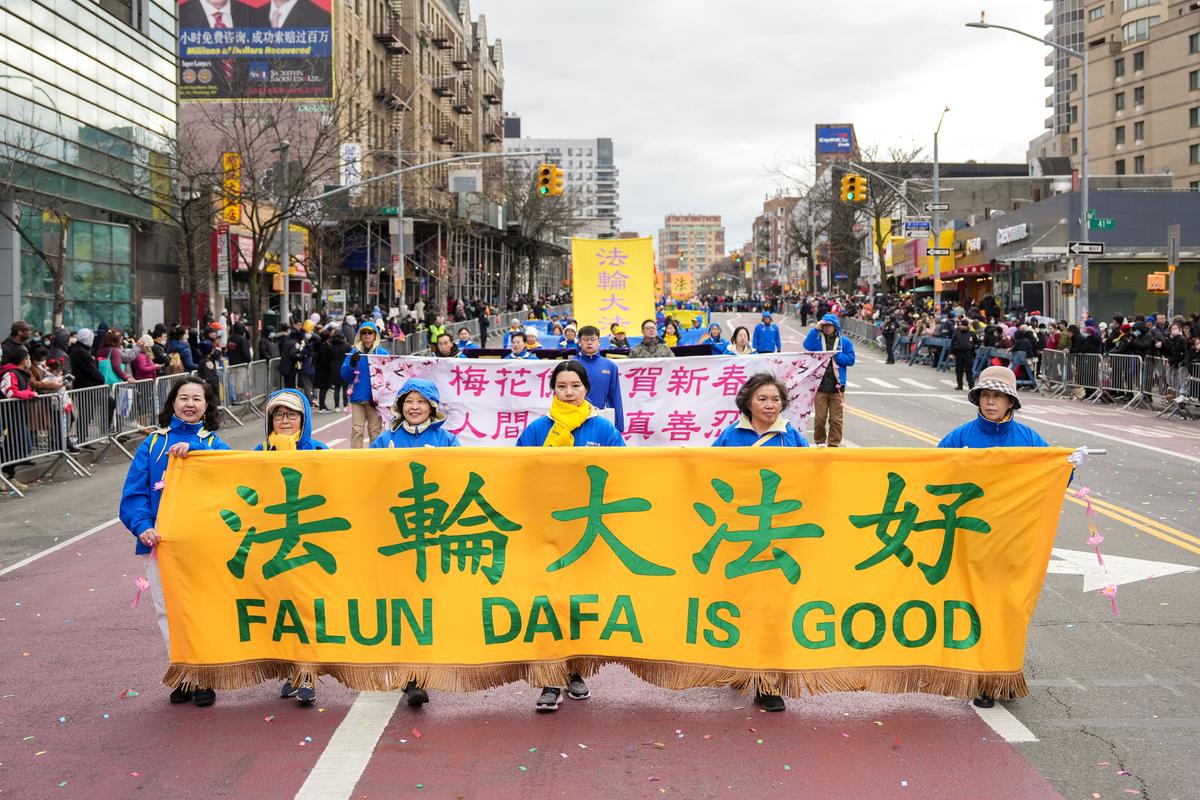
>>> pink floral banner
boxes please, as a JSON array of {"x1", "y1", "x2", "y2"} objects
[{"x1": 366, "y1": 353, "x2": 833, "y2": 446}]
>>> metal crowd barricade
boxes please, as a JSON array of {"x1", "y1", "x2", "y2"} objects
[
  {"x1": 267, "y1": 358, "x2": 283, "y2": 393},
  {"x1": 68, "y1": 384, "x2": 114, "y2": 451},
  {"x1": 1161, "y1": 362, "x2": 1200, "y2": 419},
  {"x1": 1038, "y1": 349, "x2": 1069, "y2": 396},
  {"x1": 1101, "y1": 353, "x2": 1145, "y2": 408},
  {"x1": 219, "y1": 363, "x2": 258, "y2": 422},
  {"x1": 1065, "y1": 353, "x2": 1104, "y2": 401},
  {"x1": 247, "y1": 359, "x2": 271, "y2": 412},
  {"x1": 0, "y1": 393, "x2": 89, "y2": 498},
  {"x1": 1139, "y1": 356, "x2": 1174, "y2": 410},
  {"x1": 109, "y1": 378, "x2": 162, "y2": 458}
]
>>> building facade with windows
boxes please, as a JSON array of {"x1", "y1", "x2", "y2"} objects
[
  {"x1": 1029, "y1": 0, "x2": 1200, "y2": 189},
  {"x1": 1, "y1": 0, "x2": 178, "y2": 334},
  {"x1": 657, "y1": 214, "x2": 724, "y2": 275},
  {"x1": 503, "y1": 132, "x2": 621, "y2": 238}
]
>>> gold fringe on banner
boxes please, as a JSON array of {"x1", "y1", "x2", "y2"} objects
[{"x1": 163, "y1": 657, "x2": 1028, "y2": 701}]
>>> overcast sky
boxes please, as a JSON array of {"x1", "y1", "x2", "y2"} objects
[{"x1": 480, "y1": 2, "x2": 1051, "y2": 248}]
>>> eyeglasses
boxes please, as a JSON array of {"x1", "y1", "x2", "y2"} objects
[{"x1": 271, "y1": 410, "x2": 302, "y2": 421}]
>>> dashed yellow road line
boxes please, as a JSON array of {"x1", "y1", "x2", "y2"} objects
[{"x1": 844, "y1": 404, "x2": 1200, "y2": 557}]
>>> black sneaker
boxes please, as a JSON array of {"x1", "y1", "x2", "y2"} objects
[
  {"x1": 169, "y1": 685, "x2": 194, "y2": 704},
  {"x1": 754, "y1": 692, "x2": 786, "y2": 712},
  {"x1": 973, "y1": 693, "x2": 995, "y2": 708},
  {"x1": 535, "y1": 687, "x2": 563, "y2": 711},
  {"x1": 193, "y1": 688, "x2": 216, "y2": 707},
  {"x1": 566, "y1": 674, "x2": 590, "y2": 700},
  {"x1": 405, "y1": 680, "x2": 429, "y2": 707},
  {"x1": 280, "y1": 680, "x2": 297, "y2": 699},
  {"x1": 296, "y1": 684, "x2": 316, "y2": 703}
]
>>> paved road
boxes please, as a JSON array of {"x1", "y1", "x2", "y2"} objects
[{"x1": 1, "y1": 316, "x2": 1195, "y2": 799}]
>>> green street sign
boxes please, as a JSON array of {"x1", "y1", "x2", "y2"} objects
[
  {"x1": 1089, "y1": 218, "x2": 1115, "y2": 230},
  {"x1": 378, "y1": 206, "x2": 398, "y2": 216}
]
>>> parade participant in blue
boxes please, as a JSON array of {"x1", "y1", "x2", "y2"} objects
[
  {"x1": 728, "y1": 326, "x2": 756, "y2": 356},
  {"x1": 573, "y1": 325, "x2": 624, "y2": 432},
  {"x1": 505, "y1": 331, "x2": 539, "y2": 360},
  {"x1": 502, "y1": 318, "x2": 523, "y2": 349},
  {"x1": 546, "y1": 311, "x2": 560, "y2": 335},
  {"x1": 370, "y1": 378, "x2": 457, "y2": 708},
  {"x1": 340, "y1": 320, "x2": 389, "y2": 449},
  {"x1": 713, "y1": 371, "x2": 805, "y2": 716},
  {"x1": 803, "y1": 314, "x2": 856, "y2": 447},
  {"x1": 752, "y1": 310, "x2": 782, "y2": 353},
  {"x1": 517, "y1": 361, "x2": 623, "y2": 711},
  {"x1": 558, "y1": 323, "x2": 581, "y2": 352},
  {"x1": 698, "y1": 322, "x2": 729, "y2": 354},
  {"x1": 455, "y1": 327, "x2": 477, "y2": 352},
  {"x1": 118, "y1": 376, "x2": 230, "y2": 707},
  {"x1": 254, "y1": 388, "x2": 328, "y2": 703}
]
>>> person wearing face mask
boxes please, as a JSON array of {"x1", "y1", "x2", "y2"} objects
[
  {"x1": 254, "y1": 388, "x2": 328, "y2": 703},
  {"x1": 118, "y1": 376, "x2": 230, "y2": 707},
  {"x1": 710, "y1": 372, "x2": 808, "y2": 712},
  {"x1": 516, "y1": 361, "x2": 623, "y2": 712}
]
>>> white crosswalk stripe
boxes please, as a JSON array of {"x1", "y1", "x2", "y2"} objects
[
  {"x1": 844, "y1": 381, "x2": 860, "y2": 389},
  {"x1": 866, "y1": 377, "x2": 899, "y2": 389},
  {"x1": 900, "y1": 378, "x2": 935, "y2": 390},
  {"x1": 940, "y1": 379, "x2": 957, "y2": 387}
]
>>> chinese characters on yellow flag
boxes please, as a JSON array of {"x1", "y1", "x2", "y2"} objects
[
  {"x1": 571, "y1": 237, "x2": 656, "y2": 331},
  {"x1": 670, "y1": 271, "x2": 694, "y2": 299},
  {"x1": 156, "y1": 447, "x2": 1072, "y2": 699}
]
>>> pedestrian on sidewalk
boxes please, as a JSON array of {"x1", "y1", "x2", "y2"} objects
[
  {"x1": 340, "y1": 320, "x2": 388, "y2": 448},
  {"x1": 882, "y1": 313, "x2": 899, "y2": 365},
  {"x1": 803, "y1": 314, "x2": 856, "y2": 447},
  {"x1": 118, "y1": 376, "x2": 230, "y2": 707},
  {"x1": 516, "y1": 361, "x2": 623, "y2": 712}
]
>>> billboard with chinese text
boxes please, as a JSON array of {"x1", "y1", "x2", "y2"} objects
[{"x1": 177, "y1": 0, "x2": 335, "y2": 101}]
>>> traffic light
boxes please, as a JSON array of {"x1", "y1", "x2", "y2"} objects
[
  {"x1": 847, "y1": 174, "x2": 867, "y2": 203},
  {"x1": 1071, "y1": 265, "x2": 1082, "y2": 287},
  {"x1": 840, "y1": 173, "x2": 853, "y2": 202},
  {"x1": 549, "y1": 165, "x2": 565, "y2": 196},
  {"x1": 536, "y1": 163, "x2": 553, "y2": 196}
]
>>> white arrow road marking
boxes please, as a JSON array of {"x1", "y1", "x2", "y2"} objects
[{"x1": 1046, "y1": 547, "x2": 1199, "y2": 591}]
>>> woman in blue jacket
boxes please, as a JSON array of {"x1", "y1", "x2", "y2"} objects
[
  {"x1": 711, "y1": 372, "x2": 806, "y2": 713},
  {"x1": 340, "y1": 321, "x2": 389, "y2": 449},
  {"x1": 118, "y1": 376, "x2": 230, "y2": 707},
  {"x1": 517, "y1": 361, "x2": 623, "y2": 712},
  {"x1": 371, "y1": 378, "x2": 458, "y2": 707}
]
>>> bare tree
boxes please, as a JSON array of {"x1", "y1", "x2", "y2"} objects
[
  {"x1": 0, "y1": 112, "x2": 70, "y2": 329},
  {"x1": 859, "y1": 143, "x2": 926, "y2": 287},
  {"x1": 498, "y1": 160, "x2": 584, "y2": 299}
]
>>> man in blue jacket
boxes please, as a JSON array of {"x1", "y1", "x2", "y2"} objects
[
  {"x1": 802, "y1": 314, "x2": 856, "y2": 447},
  {"x1": 573, "y1": 325, "x2": 624, "y2": 432},
  {"x1": 340, "y1": 320, "x2": 389, "y2": 448},
  {"x1": 752, "y1": 311, "x2": 782, "y2": 353}
]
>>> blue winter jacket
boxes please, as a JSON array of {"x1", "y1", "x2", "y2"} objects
[
  {"x1": 515, "y1": 413, "x2": 625, "y2": 447},
  {"x1": 166, "y1": 338, "x2": 196, "y2": 371},
  {"x1": 803, "y1": 314, "x2": 856, "y2": 387},
  {"x1": 752, "y1": 320, "x2": 782, "y2": 353},
  {"x1": 937, "y1": 414, "x2": 1050, "y2": 449},
  {"x1": 712, "y1": 417, "x2": 810, "y2": 447},
  {"x1": 574, "y1": 351, "x2": 624, "y2": 432},
  {"x1": 370, "y1": 378, "x2": 461, "y2": 448},
  {"x1": 254, "y1": 389, "x2": 329, "y2": 451},
  {"x1": 340, "y1": 321, "x2": 388, "y2": 403},
  {"x1": 504, "y1": 350, "x2": 540, "y2": 360},
  {"x1": 119, "y1": 416, "x2": 230, "y2": 554}
]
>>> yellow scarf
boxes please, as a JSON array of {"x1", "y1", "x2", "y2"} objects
[
  {"x1": 543, "y1": 397, "x2": 592, "y2": 447},
  {"x1": 267, "y1": 431, "x2": 301, "y2": 451},
  {"x1": 664, "y1": 332, "x2": 678, "y2": 347}
]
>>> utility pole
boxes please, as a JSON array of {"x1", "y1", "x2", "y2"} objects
[
  {"x1": 932, "y1": 107, "x2": 948, "y2": 314},
  {"x1": 277, "y1": 140, "x2": 291, "y2": 325}
]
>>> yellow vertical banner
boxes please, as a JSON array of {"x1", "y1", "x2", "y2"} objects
[
  {"x1": 671, "y1": 271, "x2": 694, "y2": 299},
  {"x1": 572, "y1": 237, "x2": 656, "y2": 331},
  {"x1": 222, "y1": 152, "x2": 241, "y2": 225}
]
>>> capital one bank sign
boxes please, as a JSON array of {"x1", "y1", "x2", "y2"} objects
[{"x1": 816, "y1": 126, "x2": 854, "y2": 154}]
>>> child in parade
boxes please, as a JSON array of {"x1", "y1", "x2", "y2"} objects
[
  {"x1": 516, "y1": 361, "x2": 624, "y2": 711},
  {"x1": 118, "y1": 376, "x2": 230, "y2": 707},
  {"x1": 711, "y1": 372, "x2": 807, "y2": 712},
  {"x1": 255, "y1": 388, "x2": 328, "y2": 702},
  {"x1": 371, "y1": 378, "x2": 460, "y2": 707}
]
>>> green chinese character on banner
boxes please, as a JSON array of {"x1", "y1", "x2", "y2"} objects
[
  {"x1": 222, "y1": 467, "x2": 350, "y2": 580},
  {"x1": 849, "y1": 472, "x2": 992, "y2": 585},
  {"x1": 548, "y1": 465, "x2": 675, "y2": 576},
  {"x1": 692, "y1": 469, "x2": 824, "y2": 584},
  {"x1": 381, "y1": 462, "x2": 519, "y2": 585}
]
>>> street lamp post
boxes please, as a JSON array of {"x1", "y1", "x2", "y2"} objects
[
  {"x1": 932, "y1": 106, "x2": 949, "y2": 314},
  {"x1": 967, "y1": 19, "x2": 1090, "y2": 321},
  {"x1": 270, "y1": 140, "x2": 291, "y2": 324}
]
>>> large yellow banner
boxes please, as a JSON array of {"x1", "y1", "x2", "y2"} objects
[
  {"x1": 571, "y1": 237, "x2": 655, "y2": 332},
  {"x1": 156, "y1": 447, "x2": 1071, "y2": 698},
  {"x1": 669, "y1": 271, "x2": 694, "y2": 299}
]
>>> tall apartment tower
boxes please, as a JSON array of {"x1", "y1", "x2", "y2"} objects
[
  {"x1": 503, "y1": 135, "x2": 621, "y2": 237},
  {"x1": 658, "y1": 215, "x2": 725, "y2": 274},
  {"x1": 1029, "y1": 0, "x2": 1200, "y2": 188}
]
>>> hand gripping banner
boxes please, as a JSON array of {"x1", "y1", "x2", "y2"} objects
[{"x1": 156, "y1": 447, "x2": 1072, "y2": 699}]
